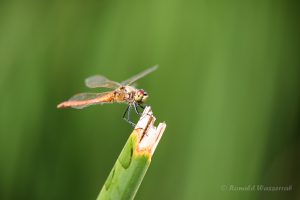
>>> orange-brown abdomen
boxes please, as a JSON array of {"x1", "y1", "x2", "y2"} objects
[{"x1": 57, "y1": 92, "x2": 116, "y2": 109}]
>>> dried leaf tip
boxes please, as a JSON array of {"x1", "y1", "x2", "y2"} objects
[{"x1": 134, "y1": 106, "x2": 166, "y2": 156}]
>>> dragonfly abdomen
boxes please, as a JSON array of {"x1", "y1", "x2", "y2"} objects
[{"x1": 57, "y1": 92, "x2": 115, "y2": 109}]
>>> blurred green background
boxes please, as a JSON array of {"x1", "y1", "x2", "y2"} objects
[{"x1": 0, "y1": 1, "x2": 299, "y2": 200}]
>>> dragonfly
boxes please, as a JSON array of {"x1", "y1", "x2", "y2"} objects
[{"x1": 57, "y1": 65, "x2": 158, "y2": 126}]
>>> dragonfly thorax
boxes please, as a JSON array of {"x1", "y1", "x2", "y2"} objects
[{"x1": 117, "y1": 86, "x2": 148, "y2": 104}]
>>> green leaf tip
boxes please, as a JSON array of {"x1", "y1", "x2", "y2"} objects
[{"x1": 97, "y1": 106, "x2": 166, "y2": 200}]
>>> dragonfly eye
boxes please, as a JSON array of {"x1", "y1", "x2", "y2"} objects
[
  {"x1": 134, "y1": 89, "x2": 148, "y2": 103},
  {"x1": 142, "y1": 94, "x2": 148, "y2": 103}
]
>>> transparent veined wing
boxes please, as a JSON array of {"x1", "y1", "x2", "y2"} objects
[
  {"x1": 85, "y1": 75, "x2": 121, "y2": 89},
  {"x1": 57, "y1": 92, "x2": 114, "y2": 109},
  {"x1": 121, "y1": 65, "x2": 158, "y2": 86},
  {"x1": 68, "y1": 92, "x2": 106, "y2": 101}
]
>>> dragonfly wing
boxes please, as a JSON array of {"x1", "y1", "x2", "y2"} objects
[
  {"x1": 121, "y1": 65, "x2": 158, "y2": 86},
  {"x1": 69, "y1": 92, "x2": 105, "y2": 101},
  {"x1": 57, "y1": 92, "x2": 113, "y2": 109},
  {"x1": 85, "y1": 75, "x2": 121, "y2": 89}
]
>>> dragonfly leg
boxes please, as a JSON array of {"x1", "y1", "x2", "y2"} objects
[
  {"x1": 138, "y1": 104, "x2": 146, "y2": 109},
  {"x1": 122, "y1": 105, "x2": 130, "y2": 119},
  {"x1": 123, "y1": 105, "x2": 135, "y2": 127},
  {"x1": 133, "y1": 102, "x2": 140, "y2": 115},
  {"x1": 127, "y1": 105, "x2": 132, "y2": 121},
  {"x1": 133, "y1": 102, "x2": 147, "y2": 115}
]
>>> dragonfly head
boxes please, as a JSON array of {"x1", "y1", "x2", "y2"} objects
[{"x1": 134, "y1": 89, "x2": 148, "y2": 103}]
